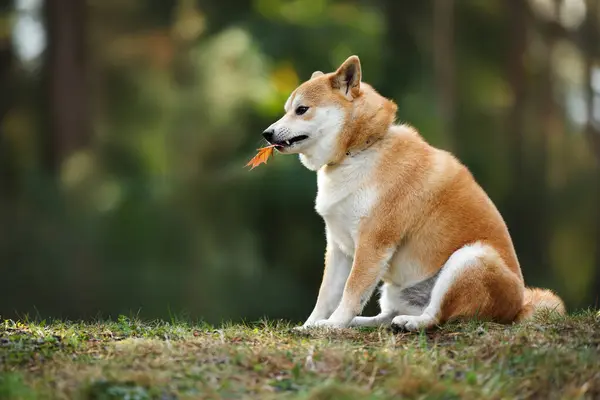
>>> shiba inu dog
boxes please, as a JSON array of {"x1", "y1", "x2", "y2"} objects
[{"x1": 261, "y1": 55, "x2": 565, "y2": 331}]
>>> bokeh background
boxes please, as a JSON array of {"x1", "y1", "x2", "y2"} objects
[{"x1": 0, "y1": 0, "x2": 599, "y2": 325}]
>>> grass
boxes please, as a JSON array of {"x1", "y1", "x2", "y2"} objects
[{"x1": 0, "y1": 311, "x2": 599, "y2": 400}]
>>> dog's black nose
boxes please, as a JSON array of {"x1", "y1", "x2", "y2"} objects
[{"x1": 262, "y1": 129, "x2": 274, "y2": 142}]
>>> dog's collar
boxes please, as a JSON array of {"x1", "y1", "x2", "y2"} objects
[{"x1": 326, "y1": 136, "x2": 381, "y2": 167}]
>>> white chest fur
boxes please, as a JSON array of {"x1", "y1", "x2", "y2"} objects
[{"x1": 314, "y1": 154, "x2": 378, "y2": 257}]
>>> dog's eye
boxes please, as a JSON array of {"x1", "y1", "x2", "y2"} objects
[{"x1": 295, "y1": 106, "x2": 309, "y2": 115}]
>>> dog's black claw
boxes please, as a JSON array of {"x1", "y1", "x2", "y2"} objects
[{"x1": 390, "y1": 323, "x2": 409, "y2": 334}]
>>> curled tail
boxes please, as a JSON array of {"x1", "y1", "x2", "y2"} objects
[{"x1": 515, "y1": 287, "x2": 566, "y2": 322}]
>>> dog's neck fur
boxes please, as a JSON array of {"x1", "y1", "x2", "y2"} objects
[{"x1": 299, "y1": 85, "x2": 398, "y2": 171}]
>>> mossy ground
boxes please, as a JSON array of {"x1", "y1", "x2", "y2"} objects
[{"x1": 1, "y1": 310, "x2": 599, "y2": 399}]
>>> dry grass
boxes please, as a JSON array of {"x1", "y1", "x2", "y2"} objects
[{"x1": 1, "y1": 310, "x2": 599, "y2": 399}]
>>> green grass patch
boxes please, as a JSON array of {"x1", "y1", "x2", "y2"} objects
[{"x1": 1, "y1": 310, "x2": 599, "y2": 399}]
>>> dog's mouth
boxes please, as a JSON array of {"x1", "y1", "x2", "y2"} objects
[{"x1": 271, "y1": 135, "x2": 309, "y2": 150}]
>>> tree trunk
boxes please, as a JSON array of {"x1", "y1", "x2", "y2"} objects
[
  {"x1": 583, "y1": 0, "x2": 600, "y2": 162},
  {"x1": 43, "y1": 0, "x2": 89, "y2": 174},
  {"x1": 0, "y1": 1, "x2": 16, "y2": 196},
  {"x1": 582, "y1": 0, "x2": 600, "y2": 307},
  {"x1": 532, "y1": 0, "x2": 560, "y2": 283},
  {"x1": 506, "y1": 0, "x2": 529, "y2": 267},
  {"x1": 42, "y1": 0, "x2": 97, "y2": 315},
  {"x1": 381, "y1": 1, "x2": 422, "y2": 98},
  {"x1": 433, "y1": 0, "x2": 456, "y2": 152}
]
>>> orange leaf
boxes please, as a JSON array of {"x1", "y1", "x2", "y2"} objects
[{"x1": 245, "y1": 145, "x2": 275, "y2": 170}]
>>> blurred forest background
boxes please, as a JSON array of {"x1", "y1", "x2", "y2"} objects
[{"x1": 0, "y1": 0, "x2": 599, "y2": 324}]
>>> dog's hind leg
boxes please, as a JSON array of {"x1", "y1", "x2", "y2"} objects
[{"x1": 391, "y1": 242, "x2": 524, "y2": 332}]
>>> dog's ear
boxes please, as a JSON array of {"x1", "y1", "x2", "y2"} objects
[
  {"x1": 330, "y1": 55, "x2": 361, "y2": 100},
  {"x1": 311, "y1": 71, "x2": 324, "y2": 79}
]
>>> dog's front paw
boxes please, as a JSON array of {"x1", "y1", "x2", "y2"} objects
[
  {"x1": 312, "y1": 319, "x2": 347, "y2": 329},
  {"x1": 289, "y1": 326, "x2": 308, "y2": 335},
  {"x1": 391, "y1": 314, "x2": 436, "y2": 332},
  {"x1": 290, "y1": 319, "x2": 320, "y2": 333},
  {"x1": 292, "y1": 324, "x2": 313, "y2": 332}
]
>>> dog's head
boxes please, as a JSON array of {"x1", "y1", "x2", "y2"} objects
[
  {"x1": 262, "y1": 55, "x2": 397, "y2": 170},
  {"x1": 262, "y1": 55, "x2": 367, "y2": 170}
]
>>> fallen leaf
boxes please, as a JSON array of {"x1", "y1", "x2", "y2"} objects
[{"x1": 246, "y1": 145, "x2": 275, "y2": 170}]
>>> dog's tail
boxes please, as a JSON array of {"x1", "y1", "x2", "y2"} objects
[{"x1": 514, "y1": 287, "x2": 566, "y2": 322}]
